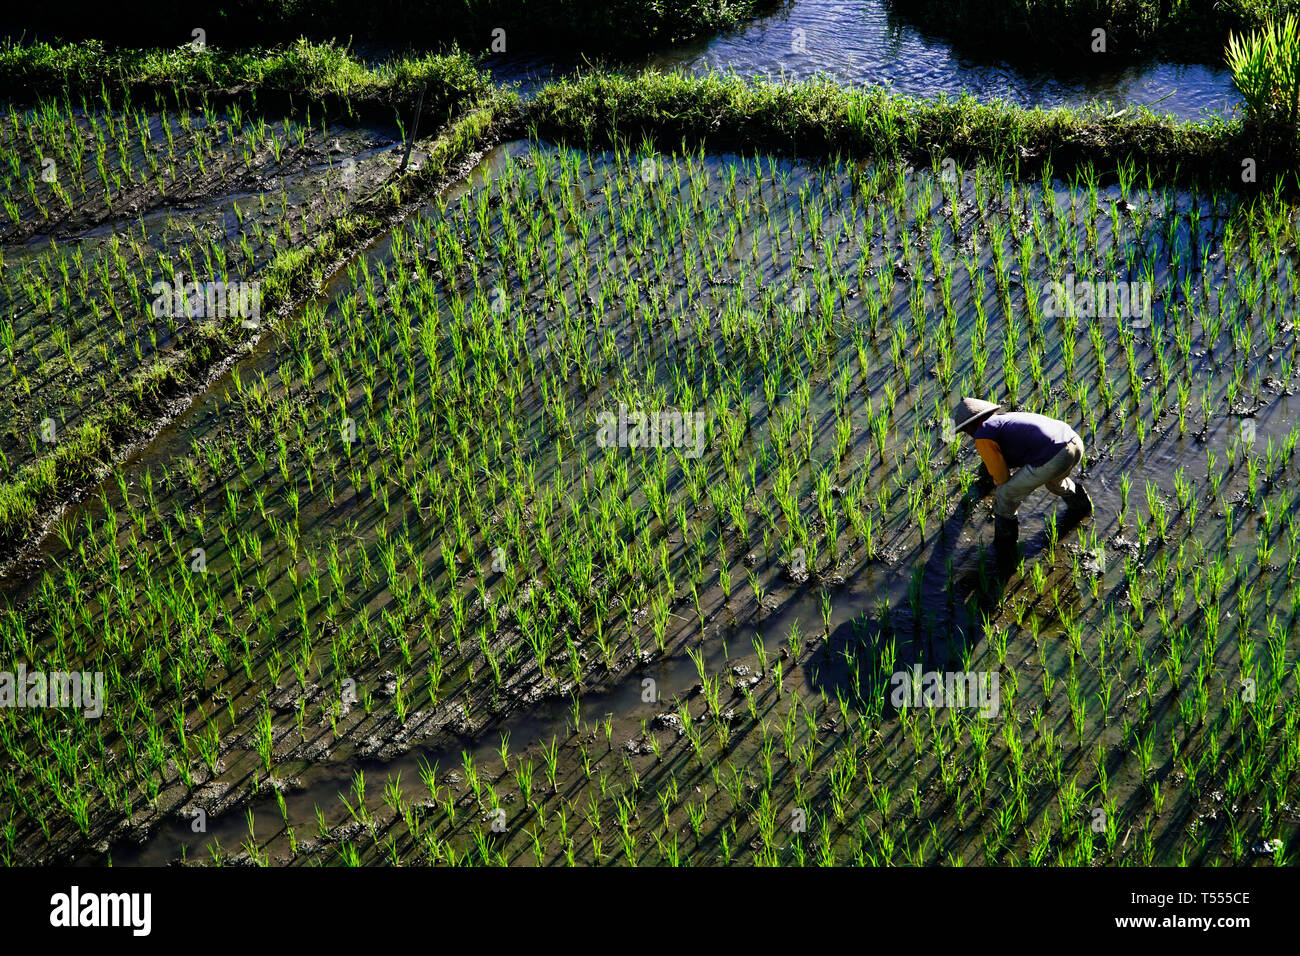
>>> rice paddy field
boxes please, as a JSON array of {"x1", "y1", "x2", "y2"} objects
[
  {"x1": 2, "y1": 3, "x2": 1300, "y2": 878},
  {"x1": 1, "y1": 93, "x2": 403, "y2": 482}
]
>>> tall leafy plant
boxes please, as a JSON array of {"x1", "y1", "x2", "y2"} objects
[{"x1": 1227, "y1": 14, "x2": 1300, "y2": 132}]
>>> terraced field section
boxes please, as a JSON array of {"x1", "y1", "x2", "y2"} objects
[
  {"x1": 0, "y1": 41, "x2": 510, "y2": 562},
  {"x1": 4, "y1": 133, "x2": 1298, "y2": 865},
  {"x1": 1, "y1": 93, "x2": 402, "y2": 480}
]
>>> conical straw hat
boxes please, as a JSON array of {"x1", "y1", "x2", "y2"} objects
[{"x1": 950, "y1": 397, "x2": 1001, "y2": 433}]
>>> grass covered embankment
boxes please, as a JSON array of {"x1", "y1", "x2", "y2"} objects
[
  {"x1": 0, "y1": 42, "x2": 515, "y2": 557},
  {"x1": 888, "y1": 0, "x2": 1300, "y2": 62},
  {"x1": 528, "y1": 69, "x2": 1297, "y2": 185},
  {"x1": 6, "y1": 0, "x2": 773, "y2": 56},
  {"x1": 0, "y1": 37, "x2": 494, "y2": 119}
]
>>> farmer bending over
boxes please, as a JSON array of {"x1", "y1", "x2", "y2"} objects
[{"x1": 950, "y1": 398, "x2": 1092, "y2": 552}]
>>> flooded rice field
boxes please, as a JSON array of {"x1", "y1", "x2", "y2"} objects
[
  {"x1": 0, "y1": 92, "x2": 401, "y2": 484},
  {"x1": 5, "y1": 135, "x2": 1297, "y2": 865}
]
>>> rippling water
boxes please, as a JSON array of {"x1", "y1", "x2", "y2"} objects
[{"x1": 642, "y1": 0, "x2": 1237, "y2": 120}]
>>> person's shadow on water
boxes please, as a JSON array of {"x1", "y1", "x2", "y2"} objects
[{"x1": 804, "y1": 487, "x2": 1072, "y2": 712}]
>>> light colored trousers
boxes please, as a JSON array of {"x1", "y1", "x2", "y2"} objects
[{"x1": 993, "y1": 437, "x2": 1084, "y2": 519}]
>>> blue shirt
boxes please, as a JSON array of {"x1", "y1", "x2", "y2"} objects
[{"x1": 974, "y1": 412, "x2": 1077, "y2": 468}]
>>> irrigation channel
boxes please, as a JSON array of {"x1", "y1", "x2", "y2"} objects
[
  {"x1": 3, "y1": 126, "x2": 1290, "y2": 864},
  {"x1": 497, "y1": 0, "x2": 1237, "y2": 118}
]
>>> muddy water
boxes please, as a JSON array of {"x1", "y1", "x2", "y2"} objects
[
  {"x1": 104, "y1": 566, "x2": 877, "y2": 865},
  {"x1": 643, "y1": 0, "x2": 1236, "y2": 119},
  {"x1": 105, "y1": 647, "x2": 695, "y2": 864}
]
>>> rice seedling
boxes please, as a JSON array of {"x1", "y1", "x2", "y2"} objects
[{"x1": 1227, "y1": 14, "x2": 1300, "y2": 131}]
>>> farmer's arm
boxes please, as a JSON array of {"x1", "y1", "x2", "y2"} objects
[{"x1": 974, "y1": 439, "x2": 1010, "y2": 485}]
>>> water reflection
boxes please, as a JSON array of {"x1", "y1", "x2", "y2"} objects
[{"x1": 643, "y1": 0, "x2": 1237, "y2": 119}]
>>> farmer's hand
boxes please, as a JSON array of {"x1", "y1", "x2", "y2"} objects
[{"x1": 957, "y1": 467, "x2": 993, "y2": 513}]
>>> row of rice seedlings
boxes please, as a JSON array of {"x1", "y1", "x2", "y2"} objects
[
  {"x1": 0, "y1": 88, "x2": 342, "y2": 235},
  {"x1": 193, "y1": 582, "x2": 1300, "y2": 867},
  {"x1": 0, "y1": 116, "x2": 382, "y2": 479},
  {"x1": 438, "y1": 139, "x2": 1294, "y2": 445},
  {"x1": 3, "y1": 140, "x2": 1297, "y2": 864}
]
